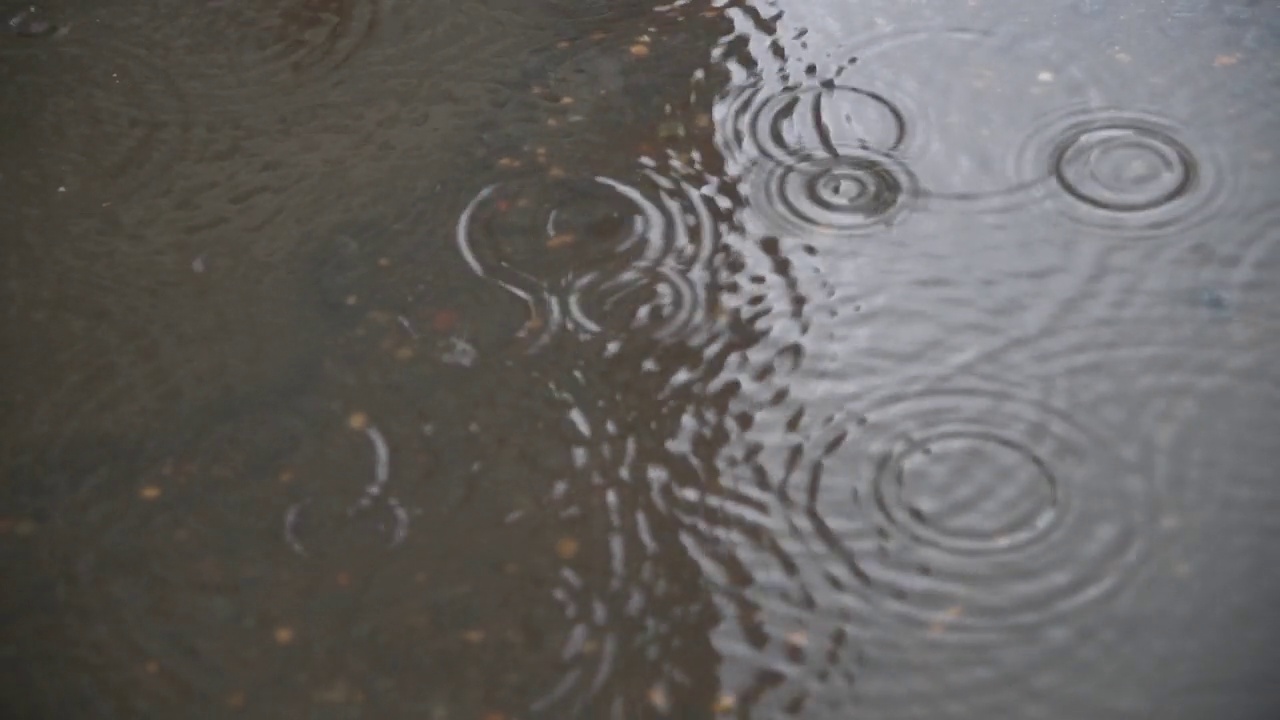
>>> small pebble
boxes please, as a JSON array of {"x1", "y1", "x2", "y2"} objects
[
  {"x1": 647, "y1": 684, "x2": 671, "y2": 713},
  {"x1": 555, "y1": 537, "x2": 580, "y2": 560},
  {"x1": 273, "y1": 626, "x2": 296, "y2": 645},
  {"x1": 547, "y1": 232, "x2": 576, "y2": 249}
]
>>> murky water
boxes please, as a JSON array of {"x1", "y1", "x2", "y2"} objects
[{"x1": 2, "y1": 0, "x2": 1278, "y2": 718}]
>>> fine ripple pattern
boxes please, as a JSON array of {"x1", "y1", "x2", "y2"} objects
[
  {"x1": 1182, "y1": 204, "x2": 1280, "y2": 332},
  {"x1": 1, "y1": 33, "x2": 191, "y2": 202},
  {"x1": 666, "y1": 369, "x2": 1154, "y2": 714},
  {"x1": 535, "y1": 0, "x2": 657, "y2": 27},
  {"x1": 456, "y1": 171, "x2": 719, "y2": 350},
  {"x1": 798, "y1": 383, "x2": 1151, "y2": 640},
  {"x1": 146, "y1": 0, "x2": 380, "y2": 106},
  {"x1": 1021, "y1": 108, "x2": 1230, "y2": 234}
]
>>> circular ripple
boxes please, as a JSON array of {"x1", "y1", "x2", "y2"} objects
[
  {"x1": 1055, "y1": 125, "x2": 1193, "y2": 212},
  {"x1": 280, "y1": 418, "x2": 413, "y2": 559},
  {"x1": 802, "y1": 384, "x2": 1151, "y2": 640},
  {"x1": 845, "y1": 27, "x2": 1106, "y2": 211},
  {"x1": 879, "y1": 430, "x2": 1059, "y2": 555},
  {"x1": 457, "y1": 171, "x2": 719, "y2": 349},
  {"x1": 668, "y1": 373, "x2": 1151, "y2": 716},
  {"x1": 1023, "y1": 108, "x2": 1229, "y2": 234},
  {"x1": 715, "y1": 83, "x2": 911, "y2": 172},
  {"x1": 1, "y1": 34, "x2": 191, "y2": 202},
  {"x1": 567, "y1": 263, "x2": 707, "y2": 342},
  {"x1": 745, "y1": 149, "x2": 917, "y2": 237}
]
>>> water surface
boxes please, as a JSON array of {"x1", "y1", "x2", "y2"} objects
[{"x1": 2, "y1": 1, "x2": 1278, "y2": 718}]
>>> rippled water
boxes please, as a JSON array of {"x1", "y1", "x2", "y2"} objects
[{"x1": 2, "y1": 1, "x2": 1278, "y2": 718}]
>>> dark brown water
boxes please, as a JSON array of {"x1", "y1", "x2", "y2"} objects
[{"x1": 2, "y1": 1, "x2": 1278, "y2": 718}]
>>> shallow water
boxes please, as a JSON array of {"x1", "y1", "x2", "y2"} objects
[{"x1": 2, "y1": 1, "x2": 1278, "y2": 718}]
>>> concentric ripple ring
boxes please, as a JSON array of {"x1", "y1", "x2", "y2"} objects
[
  {"x1": 1020, "y1": 108, "x2": 1229, "y2": 234},
  {"x1": 747, "y1": 149, "x2": 917, "y2": 237},
  {"x1": 801, "y1": 384, "x2": 1152, "y2": 641}
]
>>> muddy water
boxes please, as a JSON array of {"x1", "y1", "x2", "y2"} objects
[{"x1": 2, "y1": 1, "x2": 1278, "y2": 719}]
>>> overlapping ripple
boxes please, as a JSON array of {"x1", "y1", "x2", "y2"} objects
[
  {"x1": 675, "y1": 364, "x2": 1158, "y2": 715},
  {"x1": 455, "y1": 170, "x2": 720, "y2": 350},
  {"x1": 714, "y1": 81, "x2": 919, "y2": 238},
  {"x1": 714, "y1": 83, "x2": 912, "y2": 171},
  {"x1": 839, "y1": 27, "x2": 1106, "y2": 212}
]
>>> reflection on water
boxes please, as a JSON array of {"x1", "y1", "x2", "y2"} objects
[{"x1": 3, "y1": 0, "x2": 1278, "y2": 718}]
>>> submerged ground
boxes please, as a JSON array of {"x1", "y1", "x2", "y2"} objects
[{"x1": 2, "y1": 1, "x2": 1278, "y2": 718}]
